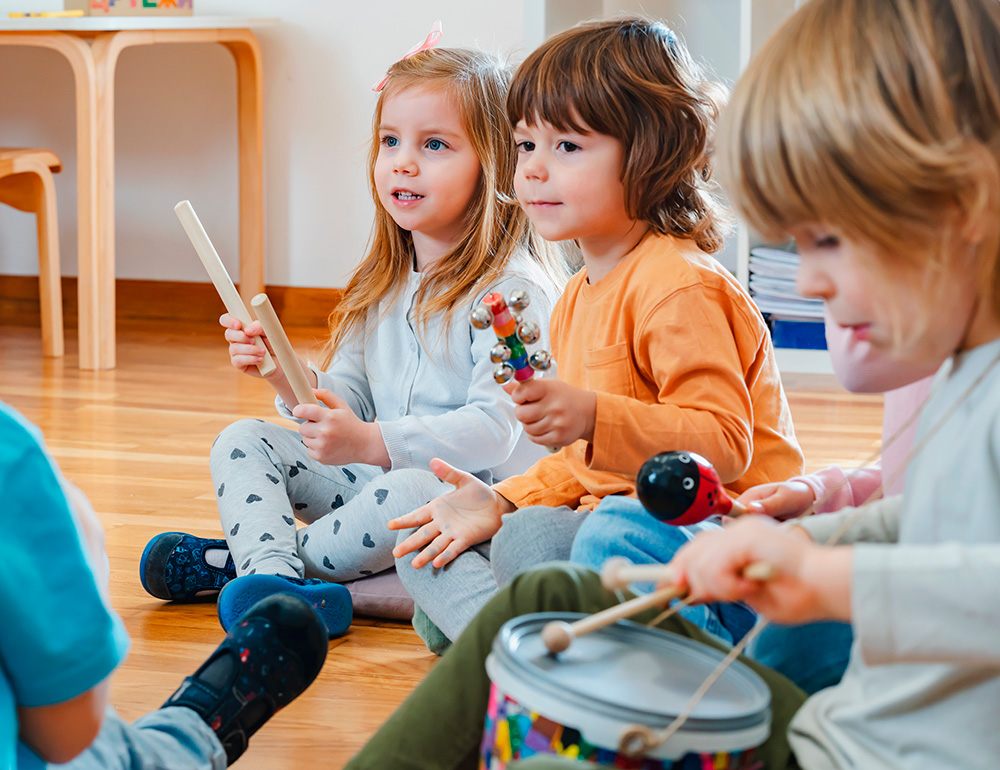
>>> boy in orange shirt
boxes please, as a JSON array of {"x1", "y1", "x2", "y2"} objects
[{"x1": 389, "y1": 17, "x2": 803, "y2": 647}]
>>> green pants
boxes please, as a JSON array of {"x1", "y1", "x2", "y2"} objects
[{"x1": 346, "y1": 563, "x2": 807, "y2": 770}]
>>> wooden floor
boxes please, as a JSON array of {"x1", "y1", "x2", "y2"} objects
[{"x1": 0, "y1": 320, "x2": 883, "y2": 769}]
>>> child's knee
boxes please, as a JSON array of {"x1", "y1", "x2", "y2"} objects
[
  {"x1": 505, "y1": 562, "x2": 601, "y2": 615},
  {"x1": 210, "y1": 418, "x2": 274, "y2": 466},
  {"x1": 377, "y1": 467, "x2": 446, "y2": 505}
]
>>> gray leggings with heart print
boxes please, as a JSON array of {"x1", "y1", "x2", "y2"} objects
[{"x1": 209, "y1": 418, "x2": 448, "y2": 582}]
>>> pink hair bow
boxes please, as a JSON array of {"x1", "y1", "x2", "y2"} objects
[{"x1": 371, "y1": 20, "x2": 443, "y2": 92}]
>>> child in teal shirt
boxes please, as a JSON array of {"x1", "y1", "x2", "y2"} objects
[{"x1": 1, "y1": 401, "x2": 326, "y2": 769}]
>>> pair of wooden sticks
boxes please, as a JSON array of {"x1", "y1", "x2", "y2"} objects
[
  {"x1": 174, "y1": 200, "x2": 318, "y2": 408},
  {"x1": 541, "y1": 557, "x2": 777, "y2": 654}
]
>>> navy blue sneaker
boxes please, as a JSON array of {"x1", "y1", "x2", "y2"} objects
[
  {"x1": 163, "y1": 593, "x2": 328, "y2": 765},
  {"x1": 140, "y1": 532, "x2": 236, "y2": 600},
  {"x1": 218, "y1": 574, "x2": 353, "y2": 639}
]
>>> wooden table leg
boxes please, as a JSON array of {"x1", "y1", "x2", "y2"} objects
[
  {"x1": 0, "y1": 28, "x2": 266, "y2": 370},
  {"x1": 87, "y1": 31, "x2": 123, "y2": 371},
  {"x1": 0, "y1": 33, "x2": 103, "y2": 369},
  {"x1": 223, "y1": 30, "x2": 265, "y2": 304}
]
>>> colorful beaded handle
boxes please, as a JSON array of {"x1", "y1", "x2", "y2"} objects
[{"x1": 471, "y1": 291, "x2": 552, "y2": 384}]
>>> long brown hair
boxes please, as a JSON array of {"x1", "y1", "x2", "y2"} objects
[
  {"x1": 718, "y1": 0, "x2": 1000, "y2": 347},
  {"x1": 507, "y1": 17, "x2": 732, "y2": 254},
  {"x1": 322, "y1": 48, "x2": 568, "y2": 367}
]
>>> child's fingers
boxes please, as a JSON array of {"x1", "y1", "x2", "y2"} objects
[
  {"x1": 245, "y1": 320, "x2": 265, "y2": 338},
  {"x1": 294, "y1": 403, "x2": 327, "y2": 424},
  {"x1": 428, "y1": 458, "x2": 468, "y2": 487},
  {"x1": 735, "y1": 483, "x2": 779, "y2": 504},
  {"x1": 413, "y1": 533, "x2": 455, "y2": 569},
  {"x1": 526, "y1": 430, "x2": 562, "y2": 448},
  {"x1": 431, "y1": 537, "x2": 467, "y2": 568},
  {"x1": 513, "y1": 402, "x2": 547, "y2": 426},
  {"x1": 220, "y1": 313, "x2": 242, "y2": 330},
  {"x1": 508, "y1": 378, "x2": 545, "y2": 405},
  {"x1": 224, "y1": 327, "x2": 254, "y2": 345},
  {"x1": 230, "y1": 350, "x2": 266, "y2": 372},
  {"x1": 388, "y1": 508, "x2": 433, "y2": 533},
  {"x1": 314, "y1": 389, "x2": 348, "y2": 411},
  {"x1": 392, "y1": 524, "x2": 438, "y2": 561},
  {"x1": 230, "y1": 346, "x2": 264, "y2": 363}
]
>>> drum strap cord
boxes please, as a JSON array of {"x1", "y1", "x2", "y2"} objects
[{"x1": 623, "y1": 345, "x2": 1000, "y2": 758}]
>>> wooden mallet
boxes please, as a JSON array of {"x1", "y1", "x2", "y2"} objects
[
  {"x1": 250, "y1": 293, "x2": 319, "y2": 407},
  {"x1": 174, "y1": 200, "x2": 276, "y2": 377},
  {"x1": 541, "y1": 557, "x2": 777, "y2": 654}
]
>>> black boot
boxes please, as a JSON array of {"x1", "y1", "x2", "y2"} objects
[{"x1": 162, "y1": 593, "x2": 328, "y2": 765}]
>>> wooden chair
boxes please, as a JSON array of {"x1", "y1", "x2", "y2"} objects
[{"x1": 0, "y1": 148, "x2": 64, "y2": 358}]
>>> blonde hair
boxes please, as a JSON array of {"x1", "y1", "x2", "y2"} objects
[
  {"x1": 718, "y1": 0, "x2": 1000, "y2": 343},
  {"x1": 507, "y1": 17, "x2": 733, "y2": 254},
  {"x1": 322, "y1": 48, "x2": 568, "y2": 367}
]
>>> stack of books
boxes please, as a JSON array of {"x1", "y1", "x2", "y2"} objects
[{"x1": 748, "y1": 246, "x2": 827, "y2": 350}]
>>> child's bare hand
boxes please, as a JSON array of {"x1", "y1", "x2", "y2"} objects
[
  {"x1": 220, "y1": 313, "x2": 279, "y2": 378},
  {"x1": 294, "y1": 389, "x2": 381, "y2": 466},
  {"x1": 668, "y1": 516, "x2": 851, "y2": 624},
  {"x1": 736, "y1": 480, "x2": 816, "y2": 520},
  {"x1": 504, "y1": 379, "x2": 597, "y2": 447},
  {"x1": 389, "y1": 459, "x2": 512, "y2": 569}
]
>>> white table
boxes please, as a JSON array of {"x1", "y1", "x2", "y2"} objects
[{"x1": 0, "y1": 16, "x2": 278, "y2": 369}]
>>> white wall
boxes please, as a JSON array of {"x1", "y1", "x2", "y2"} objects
[
  {"x1": 0, "y1": 1, "x2": 530, "y2": 287},
  {"x1": 0, "y1": 0, "x2": 743, "y2": 288}
]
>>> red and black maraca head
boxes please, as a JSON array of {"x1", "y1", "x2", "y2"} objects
[{"x1": 636, "y1": 451, "x2": 733, "y2": 526}]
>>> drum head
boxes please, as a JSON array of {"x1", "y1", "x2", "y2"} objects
[{"x1": 491, "y1": 612, "x2": 770, "y2": 734}]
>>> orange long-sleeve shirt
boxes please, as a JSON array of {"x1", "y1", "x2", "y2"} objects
[{"x1": 494, "y1": 233, "x2": 803, "y2": 511}]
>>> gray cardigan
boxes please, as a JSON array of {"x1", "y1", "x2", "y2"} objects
[
  {"x1": 792, "y1": 336, "x2": 1000, "y2": 769},
  {"x1": 278, "y1": 252, "x2": 562, "y2": 483}
]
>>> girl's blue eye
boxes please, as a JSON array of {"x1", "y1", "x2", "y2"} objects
[
  {"x1": 383, "y1": 136, "x2": 398, "y2": 148},
  {"x1": 559, "y1": 141, "x2": 580, "y2": 152},
  {"x1": 427, "y1": 139, "x2": 445, "y2": 151}
]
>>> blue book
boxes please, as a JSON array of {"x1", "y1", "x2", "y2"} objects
[{"x1": 768, "y1": 316, "x2": 827, "y2": 350}]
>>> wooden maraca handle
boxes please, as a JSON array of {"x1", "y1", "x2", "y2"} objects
[
  {"x1": 542, "y1": 558, "x2": 777, "y2": 654},
  {"x1": 250, "y1": 294, "x2": 320, "y2": 407}
]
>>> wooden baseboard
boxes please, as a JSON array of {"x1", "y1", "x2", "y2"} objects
[{"x1": 0, "y1": 275, "x2": 342, "y2": 329}]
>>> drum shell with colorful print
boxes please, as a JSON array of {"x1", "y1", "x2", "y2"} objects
[{"x1": 480, "y1": 613, "x2": 770, "y2": 769}]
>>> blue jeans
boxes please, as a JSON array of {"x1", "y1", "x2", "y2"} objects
[
  {"x1": 747, "y1": 621, "x2": 853, "y2": 695},
  {"x1": 19, "y1": 706, "x2": 225, "y2": 770},
  {"x1": 571, "y1": 496, "x2": 853, "y2": 693},
  {"x1": 569, "y1": 496, "x2": 756, "y2": 644}
]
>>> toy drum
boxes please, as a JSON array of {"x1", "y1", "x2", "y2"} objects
[{"x1": 481, "y1": 613, "x2": 770, "y2": 769}]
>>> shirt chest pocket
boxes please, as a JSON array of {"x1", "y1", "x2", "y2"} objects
[{"x1": 583, "y1": 342, "x2": 636, "y2": 399}]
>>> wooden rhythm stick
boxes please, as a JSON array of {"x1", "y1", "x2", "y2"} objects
[
  {"x1": 174, "y1": 200, "x2": 276, "y2": 377},
  {"x1": 541, "y1": 558, "x2": 777, "y2": 654},
  {"x1": 249, "y1": 294, "x2": 319, "y2": 407}
]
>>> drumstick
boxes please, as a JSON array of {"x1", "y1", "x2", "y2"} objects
[
  {"x1": 601, "y1": 556, "x2": 777, "y2": 591},
  {"x1": 542, "y1": 559, "x2": 777, "y2": 654},
  {"x1": 174, "y1": 200, "x2": 276, "y2": 377},
  {"x1": 250, "y1": 294, "x2": 320, "y2": 407}
]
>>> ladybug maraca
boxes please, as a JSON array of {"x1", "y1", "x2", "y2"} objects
[
  {"x1": 470, "y1": 290, "x2": 552, "y2": 384},
  {"x1": 636, "y1": 450, "x2": 750, "y2": 526}
]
